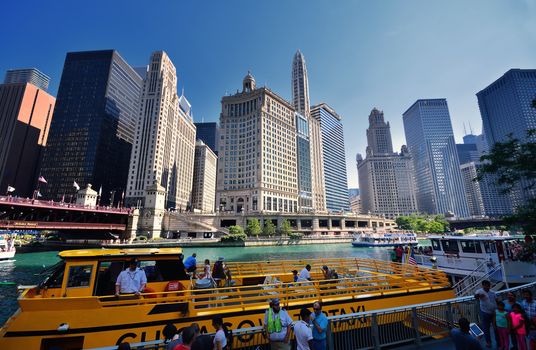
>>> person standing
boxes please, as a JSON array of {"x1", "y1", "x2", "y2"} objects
[
  {"x1": 199, "y1": 259, "x2": 211, "y2": 280},
  {"x1": 511, "y1": 303, "x2": 528, "y2": 350},
  {"x1": 395, "y1": 245, "x2": 403, "y2": 263},
  {"x1": 475, "y1": 280, "x2": 497, "y2": 348},
  {"x1": 495, "y1": 301, "x2": 510, "y2": 350},
  {"x1": 310, "y1": 301, "x2": 328, "y2": 350},
  {"x1": 115, "y1": 259, "x2": 147, "y2": 296},
  {"x1": 521, "y1": 290, "x2": 536, "y2": 350},
  {"x1": 450, "y1": 317, "x2": 482, "y2": 350},
  {"x1": 212, "y1": 316, "x2": 227, "y2": 350},
  {"x1": 264, "y1": 298, "x2": 293, "y2": 350},
  {"x1": 299, "y1": 265, "x2": 312, "y2": 281},
  {"x1": 294, "y1": 308, "x2": 313, "y2": 350},
  {"x1": 184, "y1": 253, "x2": 197, "y2": 274},
  {"x1": 173, "y1": 326, "x2": 197, "y2": 350},
  {"x1": 213, "y1": 257, "x2": 226, "y2": 287},
  {"x1": 503, "y1": 292, "x2": 518, "y2": 349}
]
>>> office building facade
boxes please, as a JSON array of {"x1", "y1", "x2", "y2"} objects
[
  {"x1": 311, "y1": 103, "x2": 350, "y2": 212},
  {"x1": 0, "y1": 81, "x2": 55, "y2": 197},
  {"x1": 460, "y1": 162, "x2": 486, "y2": 217},
  {"x1": 125, "y1": 51, "x2": 196, "y2": 210},
  {"x1": 217, "y1": 72, "x2": 298, "y2": 213},
  {"x1": 357, "y1": 109, "x2": 417, "y2": 218},
  {"x1": 194, "y1": 122, "x2": 218, "y2": 155},
  {"x1": 191, "y1": 140, "x2": 217, "y2": 213},
  {"x1": 4, "y1": 68, "x2": 50, "y2": 91},
  {"x1": 295, "y1": 112, "x2": 313, "y2": 211},
  {"x1": 40, "y1": 50, "x2": 143, "y2": 203},
  {"x1": 403, "y1": 99, "x2": 470, "y2": 217}
]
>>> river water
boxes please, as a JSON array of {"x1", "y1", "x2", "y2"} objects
[{"x1": 0, "y1": 243, "x2": 392, "y2": 325}]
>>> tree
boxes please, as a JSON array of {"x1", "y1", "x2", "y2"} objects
[
  {"x1": 262, "y1": 220, "x2": 276, "y2": 237},
  {"x1": 221, "y1": 225, "x2": 247, "y2": 242},
  {"x1": 245, "y1": 218, "x2": 261, "y2": 237},
  {"x1": 477, "y1": 128, "x2": 536, "y2": 234},
  {"x1": 279, "y1": 219, "x2": 292, "y2": 236},
  {"x1": 395, "y1": 214, "x2": 448, "y2": 233}
]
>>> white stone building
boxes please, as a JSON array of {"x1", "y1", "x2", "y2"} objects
[{"x1": 192, "y1": 140, "x2": 217, "y2": 213}]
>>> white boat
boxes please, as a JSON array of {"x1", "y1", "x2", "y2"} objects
[
  {"x1": 0, "y1": 235, "x2": 15, "y2": 260},
  {"x1": 352, "y1": 231, "x2": 418, "y2": 247},
  {"x1": 414, "y1": 232, "x2": 536, "y2": 285}
]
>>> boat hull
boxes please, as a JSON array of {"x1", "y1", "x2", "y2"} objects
[
  {"x1": 0, "y1": 288, "x2": 454, "y2": 349},
  {"x1": 0, "y1": 251, "x2": 15, "y2": 260},
  {"x1": 352, "y1": 242, "x2": 417, "y2": 247}
]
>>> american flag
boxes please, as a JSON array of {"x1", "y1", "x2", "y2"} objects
[{"x1": 408, "y1": 246, "x2": 418, "y2": 266}]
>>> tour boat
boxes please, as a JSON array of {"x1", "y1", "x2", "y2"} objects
[
  {"x1": 351, "y1": 231, "x2": 418, "y2": 247},
  {"x1": 0, "y1": 235, "x2": 15, "y2": 261},
  {"x1": 0, "y1": 248, "x2": 453, "y2": 349},
  {"x1": 414, "y1": 232, "x2": 536, "y2": 285}
]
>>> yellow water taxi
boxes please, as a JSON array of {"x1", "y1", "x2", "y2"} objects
[{"x1": 0, "y1": 248, "x2": 454, "y2": 349}]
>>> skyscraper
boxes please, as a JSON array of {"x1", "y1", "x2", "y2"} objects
[
  {"x1": 194, "y1": 122, "x2": 218, "y2": 155},
  {"x1": 291, "y1": 50, "x2": 326, "y2": 212},
  {"x1": 311, "y1": 103, "x2": 350, "y2": 212},
  {"x1": 295, "y1": 112, "x2": 313, "y2": 211},
  {"x1": 40, "y1": 50, "x2": 143, "y2": 203},
  {"x1": 4, "y1": 68, "x2": 50, "y2": 91},
  {"x1": 0, "y1": 79, "x2": 55, "y2": 197},
  {"x1": 291, "y1": 50, "x2": 310, "y2": 117},
  {"x1": 477, "y1": 69, "x2": 536, "y2": 146},
  {"x1": 217, "y1": 72, "x2": 298, "y2": 213},
  {"x1": 191, "y1": 140, "x2": 217, "y2": 213},
  {"x1": 477, "y1": 69, "x2": 536, "y2": 206},
  {"x1": 125, "y1": 51, "x2": 196, "y2": 210},
  {"x1": 357, "y1": 109, "x2": 417, "y2": 218},
  {"x1": 403, "y1": 99, "x2": 470, "y2": 217},
  {"x1": 460, "y1": 162, "x2": 486, "y2": 217}
]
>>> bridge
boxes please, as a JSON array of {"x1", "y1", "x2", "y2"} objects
[
  {"x1": 447, "y1": 217, "x2": 506, "y2": 230},
  {"x1": 0, "y1": 196, "x2": 131, "y2": 236}
]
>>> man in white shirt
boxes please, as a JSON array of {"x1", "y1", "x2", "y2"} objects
[
  {"x1": 299, "y1": 264, "x2": 312, "y2": 281},
  {"x1": 474, "y1": 280, "x2": 497, "y2": 348},
  {"x1": 294, "y1": 307, "x2": 313, "y2": 350},
  {"x1": 115, "y1": 259, "x2": 147, "y2": 296}
]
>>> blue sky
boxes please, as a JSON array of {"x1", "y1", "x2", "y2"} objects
[{"x1": 1, "y1": 1, "x2": 535, "y2": 187}]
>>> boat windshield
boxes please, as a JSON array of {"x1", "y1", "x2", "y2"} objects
[{"x1": 38, "y1": 261, "x2": 66, "y2": 289}]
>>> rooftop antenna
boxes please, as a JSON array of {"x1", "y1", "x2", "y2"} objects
[
  {"x1": 469, "y1": 122, "x2": 474, "y2": 135},
  {"x1": 463, "y1": 123, "x2": 467, "y2": 135}
]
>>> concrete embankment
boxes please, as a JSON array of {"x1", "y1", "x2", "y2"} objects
[{"x1": 17, "y1": 236, "x2": 353, "y2": 252}]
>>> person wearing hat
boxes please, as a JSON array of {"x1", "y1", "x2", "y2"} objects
[
  {"x1": 264, "y1": 298, "x2": 293, "y2": 350},
  {"x1": 115, "y1": 259, "x2": 147, "y2": 296}
]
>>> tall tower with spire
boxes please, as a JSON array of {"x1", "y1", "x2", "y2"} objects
[{"x1": 292, "y1": 50, "x2": 310, "y2": 117}]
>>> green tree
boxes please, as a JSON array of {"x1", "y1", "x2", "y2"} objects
[
  {"x1": 279, "y1": 219, "x2": 292, "y2": 236},
  {"x1": 395, "y1": 214, "x2": 448, "y2": 233},
  {"x1": 477, "y1": 127, "x2": 536, "y2": 234},
  {"x1": 221, "y1": 225, "x2": 247, "y2": 242},
  {"x1": 263, "y1": 220, "x2": 276, "y2": 237},
  {"x1": 245, "y1": 218, "x2": 261, "y2": 237}
]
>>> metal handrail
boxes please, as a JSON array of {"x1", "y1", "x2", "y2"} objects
[
  {"x1": 455, "y1": 263, "x2": 503, "y2": 297},
  {"x1": 452, "y1": 259, "x2": 489, "y2": 291}
]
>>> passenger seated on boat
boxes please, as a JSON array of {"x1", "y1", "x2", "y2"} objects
[
  {"x1": 299, "y1": 264, "x2": 312, "y2": 281},
  {"x1": 213, "y1": 257, "x2": 226, "y2": 287}
]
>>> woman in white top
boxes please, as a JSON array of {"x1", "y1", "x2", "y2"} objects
[{"x1": 212, "y1": 316, "x2": 227, "y2": 350}]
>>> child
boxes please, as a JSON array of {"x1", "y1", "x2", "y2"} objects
[
  {"x1": 495, "y1": 301, "x2": 510, "y2": 350},
  {"x1": 511, "y1": 303, "x2": 528, "y2": 350}
]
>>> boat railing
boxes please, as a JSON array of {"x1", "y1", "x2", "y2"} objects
[
  {"x1": 91, "y1": 269, "x2": 449, "y2": 315},
  {"x1": 454, "y1": 263, "x2": 503, "y2": 297},
  {"x1": 86, "y1": 281, "x2": 536, "y2": 350}
]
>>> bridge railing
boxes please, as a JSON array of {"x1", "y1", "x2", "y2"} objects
[
  {"x1": 85, "y1": 281, "x2": 536, "y2": 350},
  {"x1": 0, "y1": 196, "x2": 131, "y2": 214}
]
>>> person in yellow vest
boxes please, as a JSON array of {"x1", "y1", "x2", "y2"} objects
[{"x1": 264, "y1": 298, "x2": 293, "y2": 350}]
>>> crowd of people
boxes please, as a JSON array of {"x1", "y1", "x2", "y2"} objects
[{"x1": 451, "y1": 280, "x2": 536, "y2": 350}]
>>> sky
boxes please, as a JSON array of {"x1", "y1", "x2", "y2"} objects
[{"x1": 1, "y1": 0, "x2": 535, "y2": 188}]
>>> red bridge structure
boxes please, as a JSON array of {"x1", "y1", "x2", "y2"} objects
[{"x1": 0, "y1": 196, "x2": 131, "y2": 237}]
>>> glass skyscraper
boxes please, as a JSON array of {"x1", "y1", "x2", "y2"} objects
[
  {"x1": 311, "y1": 103, "x2": 350, "y2": 212},
  {"x1": 40, "y1": 50, "x2": 143, "y2": 204},
  {"x1": 478, "y1": 69, "x2": 536, "y2": 146},
  {"x1": 403, "y1": 99, "x2": 470, "y2": 218},
  {"x1": 194, "y1": 122, "x2": 218, "y2": 155},
  {"x1": 296, "y1": 112, "x2": 313, "y2": 211}
]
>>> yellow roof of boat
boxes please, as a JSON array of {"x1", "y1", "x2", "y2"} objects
[{"x1": 58, "y1": 248, "x2": 183, "y2": 259}]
